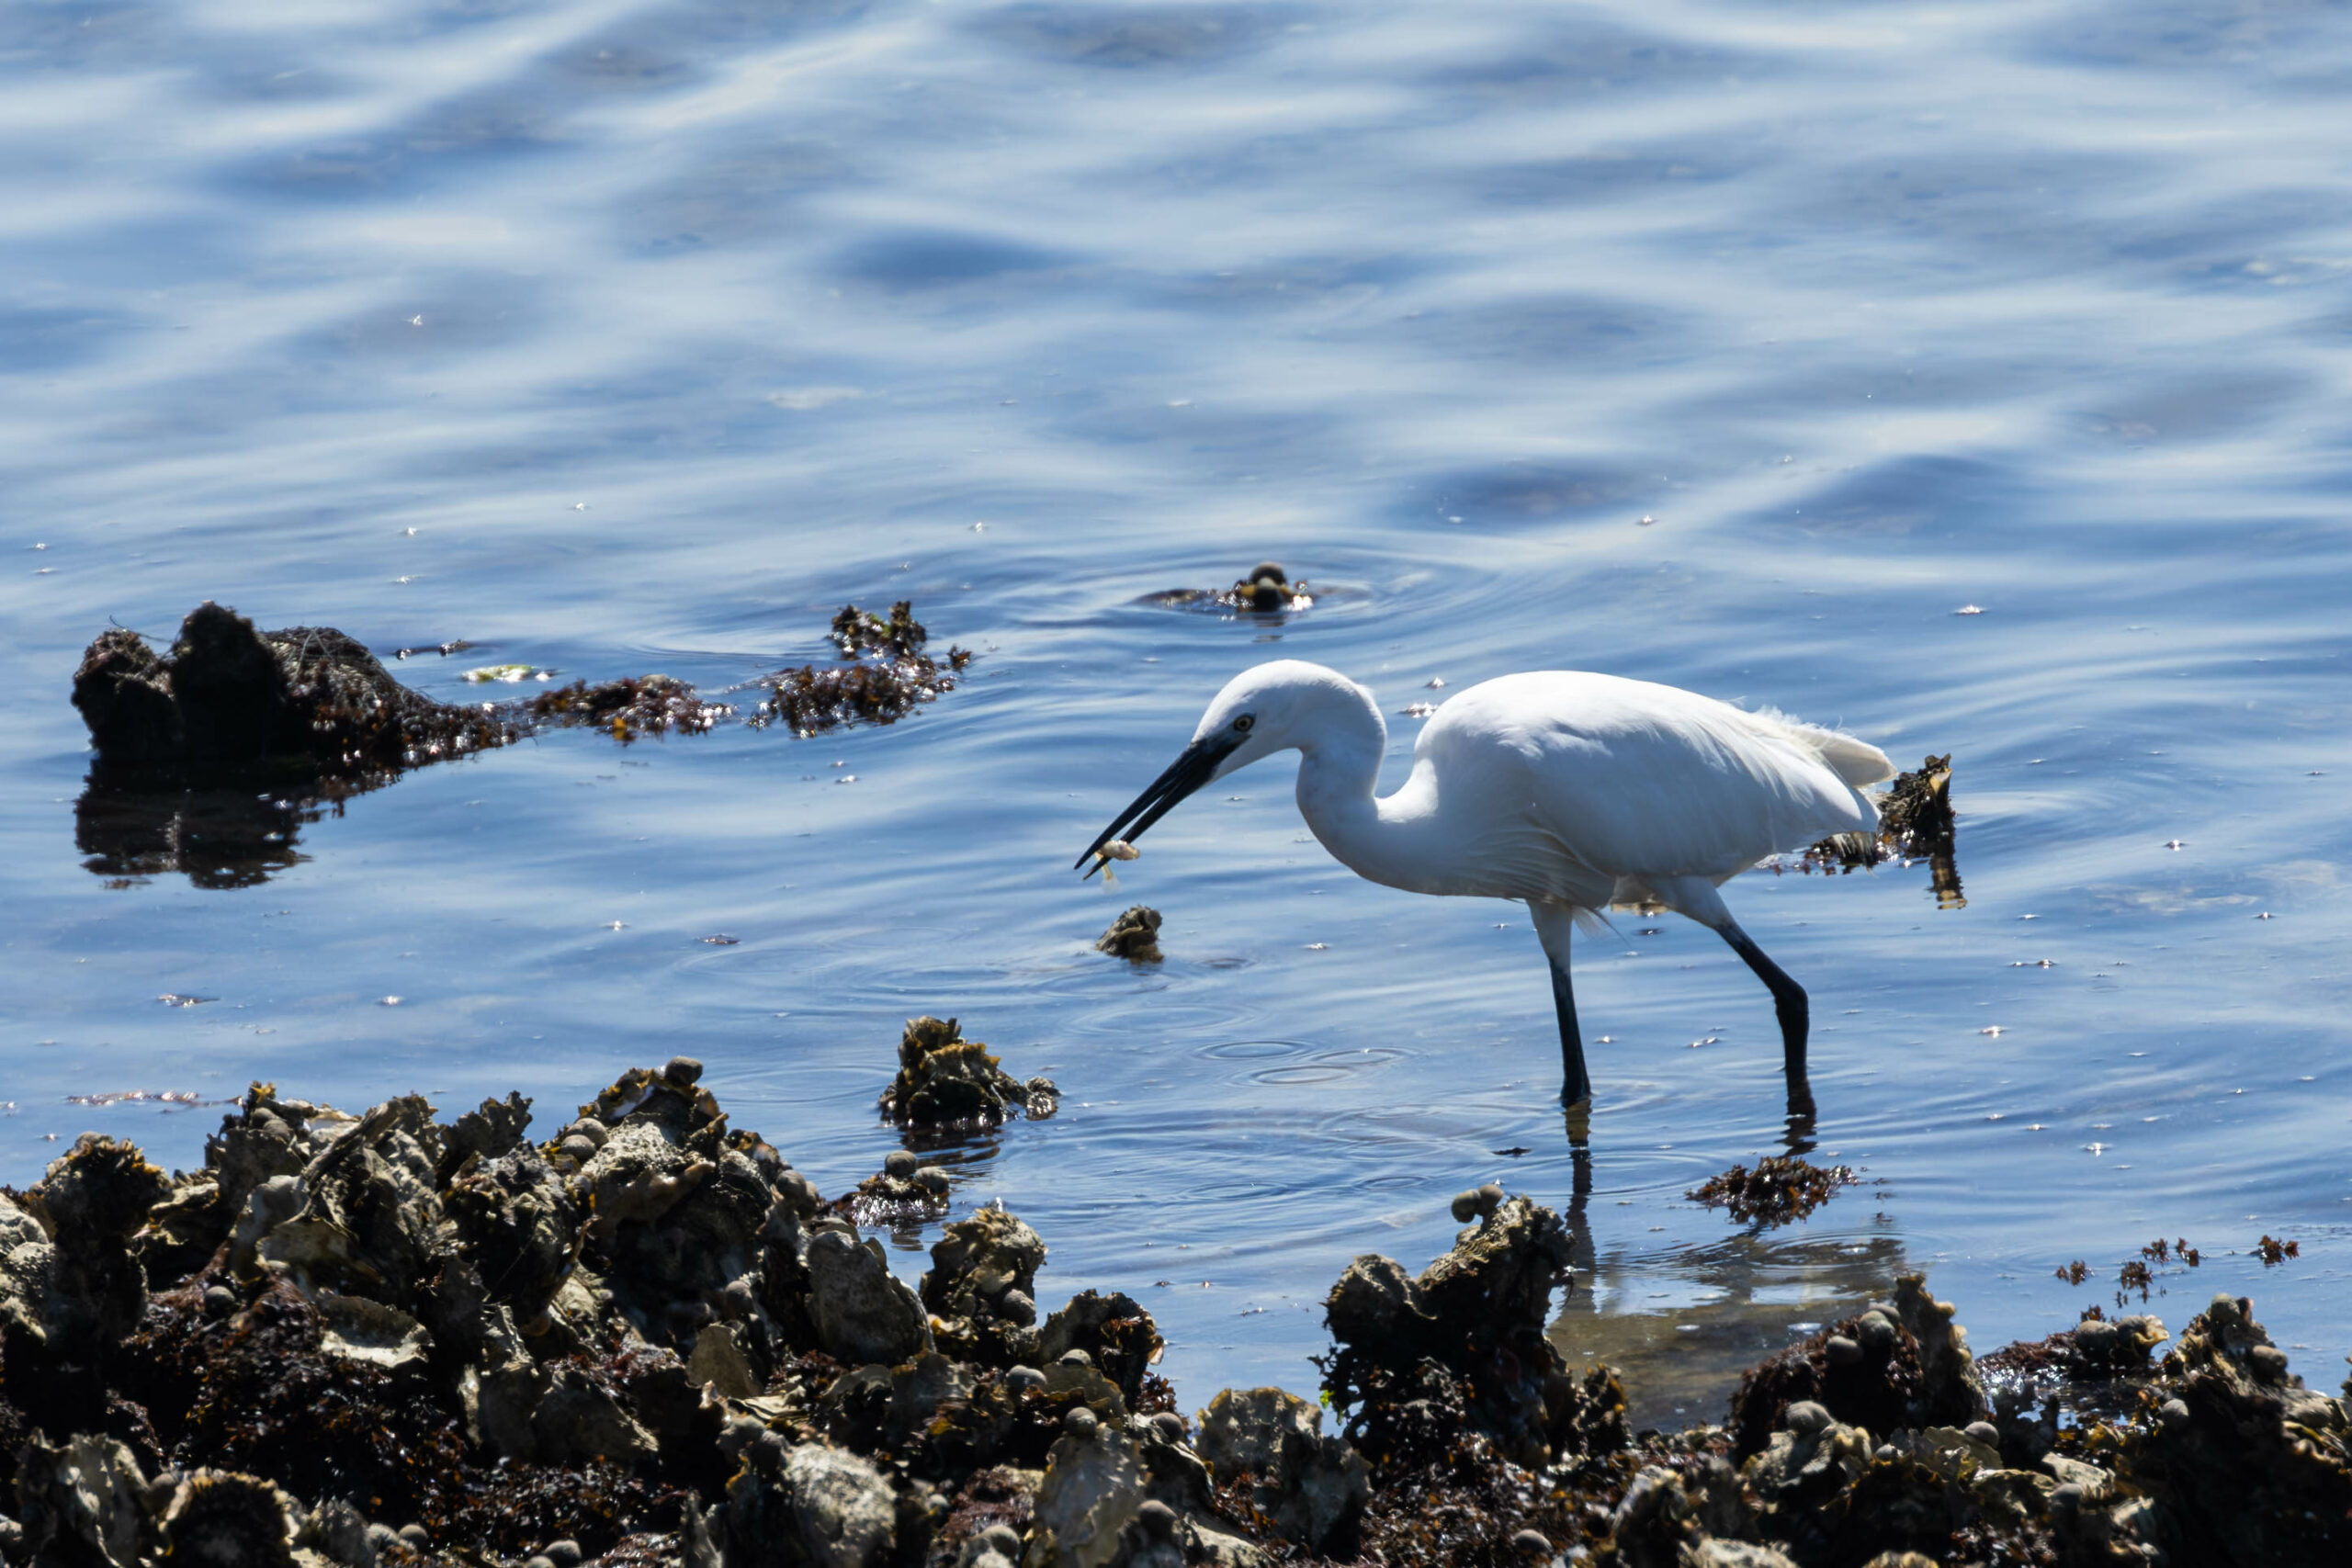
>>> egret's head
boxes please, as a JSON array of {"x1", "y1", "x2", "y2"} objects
[{"x1": 1076, "y1": 660, "x2": 1364, "y2": 874}]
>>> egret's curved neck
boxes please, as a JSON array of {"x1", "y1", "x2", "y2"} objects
[{"x1": 1294, "y1": 687, "x2": 1421, "y2": 888}]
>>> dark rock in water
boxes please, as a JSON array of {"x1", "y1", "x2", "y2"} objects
[
  {"x1": 70, "y1": 599, "x2": 972, "y2": 886},
  {"x1": 1095, "y1": 905, "x2": 1164, "y2": 963},
  {"x1": 74, "y1": 604, "x2": 512, "y2": 779},
  {"x1": 877, "y1": 1017, "x2": 1059, "y2": 1129},
  {"x1": 1143, "y1": 560, "x2": 1315, "y2": 615}
]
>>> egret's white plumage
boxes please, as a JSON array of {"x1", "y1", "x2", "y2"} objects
[{"x1": 1080, "y1": 659, "x2": 1893, "y2": 1107}]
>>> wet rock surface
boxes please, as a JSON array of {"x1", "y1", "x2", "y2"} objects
[
  {"x1": 878, "y1": 1018, "x2": 1059, "y2": 1130},
  {"x1": 1093, "y1": 907, "x2": 1164, "y2": 963},
  {"x1": 3, "y1": 1059, "x2": 2344, "y2": 1568},
  {"x1": 70, "y1": 600, "x2": 972, "y2": 886}
]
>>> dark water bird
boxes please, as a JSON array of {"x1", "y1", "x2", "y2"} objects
[{"x1": 1079, "y1": 660, "x2": 1892, "y2": 1110}]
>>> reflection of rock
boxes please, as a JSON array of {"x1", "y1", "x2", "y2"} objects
[
  {"x1": 878, "y1": 1017, "x2": 1060, "y2": 1128},
  {"x1": 1549, "y1": 1229, "x2": 1916, "y2": 1433},
  {"x1": 74, "y1": 770, "x2": 318, "y2": 887}
]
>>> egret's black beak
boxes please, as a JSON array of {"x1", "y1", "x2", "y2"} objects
[{"x1": 1076, "y1": 736, "x2": 1234, "y2": 875}]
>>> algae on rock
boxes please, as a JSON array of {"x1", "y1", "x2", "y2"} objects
[{"x1": 878, "y1": 1017, "x2": 1059, "y2": 1129}]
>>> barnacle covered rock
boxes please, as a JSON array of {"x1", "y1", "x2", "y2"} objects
[
  {"x1": 717, "y1": 1435, "x2": 900, "y2": 1568},
  {"x1": 923, "y1": 1206, "x2": 1049, "y2": 1368},
  {"x1": 6, "y1": 1134, "x2": 172, "y2": 1363},
  {"x1": 248, "y1": 1095, "x2": 447, "y2": 1312},
  {"x1": 1094, "y1": 906, "x2": 1163, "y2": 963},
  {"x1": 1028, "y1": 1419, "x2": 1148, "y2": 1568},
  {"x1": 1727, "y1": 1277, "x2": 1984, "y2": 1464},
  {"x1": 1040, "y1": 1290, "x2": 1165, "y2": 1412},
  {"x1": 11, "y1": 1432, "x2": 167, "y2": 1566},
  {"x1": 1193, "y1": 1387, "x2": 1367, "y2": 1552},
  {"x1": 2112, "y1": 1292, "x2": 2352, "y2": 1564},
  {"x1": 878, "y1": 1017, "x2": 1059, "y2": 1128},
  {"x1": 1320, "y1": 1193, "x2": 1603, "y2": 1469},
  {"x1": 805, "y1": 1226, "x2": 932, "y2": 1368}
]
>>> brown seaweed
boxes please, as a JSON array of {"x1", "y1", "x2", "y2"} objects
[{"x1": 1687, "y1": 1156, "x2": 1859, "y2": 1228}]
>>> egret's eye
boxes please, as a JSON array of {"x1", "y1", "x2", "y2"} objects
[{"x1": 1233, "y1": 714, "x2": 1255, "y2": 734}]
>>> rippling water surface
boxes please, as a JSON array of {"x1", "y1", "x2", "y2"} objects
[{"x1": 7, "y1": 0, "x2": 2352, "y2": 1421}]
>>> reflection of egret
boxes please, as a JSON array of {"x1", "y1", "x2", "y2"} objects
[{"x1": 1080, "y1": 660, "x2": 1891, "y2": 1111}]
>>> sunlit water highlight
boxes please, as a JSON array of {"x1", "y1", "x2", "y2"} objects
[{"x1": 6, "y1": 0, "x2": 2351, "y2": 1424}]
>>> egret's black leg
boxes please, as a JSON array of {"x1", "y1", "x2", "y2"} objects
[
  {"x1": 1551, "y1": 955, "x2": 1593, "y2": 1106},
  {"x1": 1717, "y1": 921, "x2": 1815, "y2": 1116}
]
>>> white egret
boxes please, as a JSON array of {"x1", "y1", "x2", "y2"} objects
[{"x1": 1078, "y1": 660, "x2": 1893, "y2": 1108}]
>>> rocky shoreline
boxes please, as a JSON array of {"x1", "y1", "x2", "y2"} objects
[{"x1": 1, "y1": 1043, "x2": 2345, "y2": 1568}]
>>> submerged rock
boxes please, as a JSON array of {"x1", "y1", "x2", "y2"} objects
[
  {"x1": 526, "y1": 674, "x2": 729, "y2": 741},
  {"x1": 1143, "y1": 561, "x2": 1314, "y2": 615},
  {"x1": 877, "y1": 1017, "x2": 1060, "y2": 1128}
]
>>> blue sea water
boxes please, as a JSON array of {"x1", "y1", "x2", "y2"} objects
[{"x1": 5, "y1": 0, "x2": 2350, "y2": 1420}]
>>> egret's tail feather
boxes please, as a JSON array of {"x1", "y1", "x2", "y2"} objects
[
  {"x1": 1811, "y1": 729, "x2": 1896, "y2": 787},
  {"x1": 1746, "y1": 705, "x2": 1896, "y2": 787},
  {"x1": 1572, "y1": 905, "x2": 1629, "y2": 948}
]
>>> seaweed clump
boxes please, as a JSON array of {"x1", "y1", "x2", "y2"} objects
[
  {"x1": 754, "y1": 600, "x2": 971, "y2": 736},
  {"x1": 525, "y1": 675, "x2": 729, "y2": 741},
  {"x1": 1687, "y1": 1156, "x2": 1859, "y2": 1227},
  {"x1": 1807, "y1": 752, "x2": 1965, "y2": 908},
  {"x1": 1095, "y1": 905, "x2": 1165, "y2": 963},
  {"x1": 877, "y1": 1017, "x2": 1059, "y2": 1129}
]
